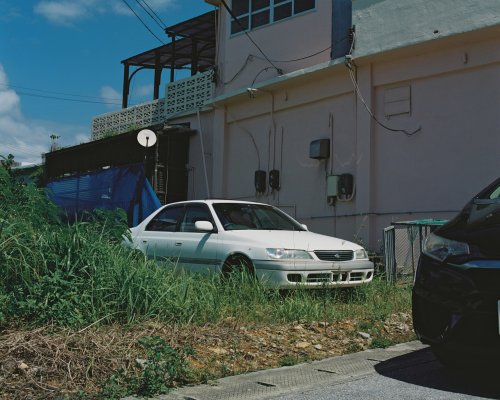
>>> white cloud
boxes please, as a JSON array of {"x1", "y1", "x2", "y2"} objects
[
  {"x1": 34, "y1": 0, "x2": 177, "y2": 25},
  {"x1": 0, "y1": 64, "x2": 88, "y2": 165},
  {"x1": 34, "y1": 1, "x2": 89, "y2": 25},
  {"x1": 100, "y1": 86, "x2": 122, "y2": 110},
  {"x1": 144, "y1": 0, "x2": 176, "y2": 11},
  {"x1": 135, "y1": 84, "x2": 154, "y2": 98},
  {"x1": 0, "y1": 65, "x2": 21, "y2": 117}
]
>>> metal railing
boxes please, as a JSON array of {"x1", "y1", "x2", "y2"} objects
[
  {"x1": 91, "y1": 99, "x2": 166, "y2": 140},
  {"x1": 91, "y1": 70, "x2": 215, "y2": 141},
  {"x1": 383, "y1": 219, "x2": 448, "y2": 283}
]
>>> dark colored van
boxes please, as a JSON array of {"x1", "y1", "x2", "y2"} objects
[{"x1": 412, "y1": 177, "x2": 500, "y2": 365}]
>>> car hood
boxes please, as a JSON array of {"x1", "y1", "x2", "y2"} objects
[{"x1": 223, "y1": 230, "x2": 361, "y2": 251}]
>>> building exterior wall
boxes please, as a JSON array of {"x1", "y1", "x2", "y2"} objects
[
  {"x1": 168, "y1": 0, "x2": 500, "y2": 251},
  {"x1": 216, "y1": 0, "x2": 333, "y2": 95},
  {"x1": 172, "y1": 111, "x2": 215, "y2": 201}
]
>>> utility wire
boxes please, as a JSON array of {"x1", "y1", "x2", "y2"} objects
[
  {"x1": 14, "y1": 91, "x2": 122, "y2": 105},
  {"x1": 223, "y1": 46, "x2": 331, "y2": 85},
  {"x1": 251, "y1": 66, "x2": 274, "y2": 88},
  {"x1": 134, "y1": 0, "x2": 165, "y2": 29},
  {"x1": 223, "y1": 55, "x2": 253, "y2": 85},
  {"x1": 140, "y1": 0, "x2": 167, "y2": 28},
  {"x1": 220, "y1": 0, "x2": 282, "y2": 74},
  {"x1": 121, "y1": 0, "x2": 165, "y2": 44},
  {"x1": 251, "y1": 46, "x2": 331, "y2": 63},
  {"x1": 1, "y1": 144, "x2": 44, "y2": 157},
  {"x1": 346, "y1": 32, "x2": 421, "y2": 137},
  {"x1": 0, "y1": 83, "x2": 119, "y2": 101}
]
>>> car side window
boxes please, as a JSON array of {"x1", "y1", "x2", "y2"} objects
[
  {"x1": 180, "y1": 204, "x2": 214, "y2": 232},
  {"x1": 145, "y1": 205, "x2": 184, "y2": 232},
  {"x1": 488, "y1": 185, "x2": 500, "y2": 200}
]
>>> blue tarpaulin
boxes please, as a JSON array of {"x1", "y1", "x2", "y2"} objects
[{"x1": 46, "y1": 163, "x2": 161, "y2": 227}]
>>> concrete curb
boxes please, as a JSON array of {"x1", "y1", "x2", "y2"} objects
[{"x1": 125, "y1": 341, "x2": 431, "y2": 400}]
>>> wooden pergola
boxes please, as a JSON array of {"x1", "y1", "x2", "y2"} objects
[{"x1": 121, "y1": 10, "x2": 217, "y2": 108}]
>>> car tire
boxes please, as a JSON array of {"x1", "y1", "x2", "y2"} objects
[
  {"x1": 431, "y1": 344, "x2": 493, "y2": 370},
  {"x1": 431, "y1": 344, "x2": 461, "y2": 368},
  {"x1": 222, "y1": 254, "x2": 255, "y2": 280}
]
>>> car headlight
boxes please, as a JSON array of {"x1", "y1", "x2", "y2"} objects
[
  {"x1": 355, "y1": 248, "x2": 368, "y2": 260},
  {"x1": 266, "y1": 248, "x2": 313, "y2": 260},
  {"x1": 423, "y1": 232, "x2": 470, "y2": 262}
]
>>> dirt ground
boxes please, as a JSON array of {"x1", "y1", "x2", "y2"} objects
[{"x1": 0, "y1": 313, "x2": 415, "y2": 399}]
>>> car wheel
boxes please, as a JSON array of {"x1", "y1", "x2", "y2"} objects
[
  {"x1": 222, "y1": 254, "x2": 255, "y2": 280},
  {"x1": 431, "y1": 344, "x2": 460, "y2": 368},
  {"x1": 431, "y1": 344, "x2": 492, "y2": 370}
]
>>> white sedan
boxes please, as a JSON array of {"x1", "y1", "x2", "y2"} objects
[{"x1": 127, "y1": 200, "x2": 374, "y2": 289}]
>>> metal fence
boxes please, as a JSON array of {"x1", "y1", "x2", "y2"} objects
[{"x1": 383, "y1": 219, "x2": 448, "y2": 283}]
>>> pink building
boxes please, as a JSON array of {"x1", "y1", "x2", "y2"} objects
[{"x1": 91, "y1": 0, "x2": 500, "y2": 251}]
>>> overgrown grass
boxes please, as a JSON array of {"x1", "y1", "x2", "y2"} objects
[
  {"x1": 0, "y1": 166, "x2": 411, "y2": 329},
  {"x1": 0, "y1": 166, "x2": 414, "y2": 399}
]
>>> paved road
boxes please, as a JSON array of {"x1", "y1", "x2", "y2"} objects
[{"x1": 138, "y1": 342, "x2": 500, "y2": 400}]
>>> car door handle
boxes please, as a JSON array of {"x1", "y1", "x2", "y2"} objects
[
  {"x1": 142, "y1": 240, "x2": 148, "y2": 243},
  {"x1": 175, "y1": 242, "x2": 182, "y2": 246}
]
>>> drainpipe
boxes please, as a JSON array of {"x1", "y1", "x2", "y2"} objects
[{"x1": 331, "y1": 0, "x2": 353, "y2": 60}]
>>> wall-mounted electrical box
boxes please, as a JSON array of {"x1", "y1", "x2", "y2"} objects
[
  {"x1": 338, "y1": 173, "x2": 354, "y2": 197},
  {"x1": 254, "y1": 170, "x2": 266, "y2": 193},
  {"x1": 269, "y1": 169, "x2": 280, "y2": 190},
  {"x1": 309, "y1": 139, "x2": 330, "y2": 160},
  {"x1": 327, "y1": 175, "x2": 338, "y2": 197}
]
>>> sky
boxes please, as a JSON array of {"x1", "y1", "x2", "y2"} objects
[{"x1": 0, "y1": 0, "x2": 213, "y2": 165}]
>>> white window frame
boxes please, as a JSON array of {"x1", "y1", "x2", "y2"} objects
[{"x1": 230, "y1": 0, "x2": 315, "y2": 35}]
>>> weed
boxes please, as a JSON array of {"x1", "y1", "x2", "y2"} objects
[
  {"x1": 370, "y1": 337, "x2": 396, "y2": 349},
  {"x1": 99, "y1": 336, "x2": 194, "y2": 399},
  {"x1": 346, "y1": 342, "x2": 364, "y2": 353},
  {"x1": 278, "y1": 354, "x2": 312, "y2": 367}
]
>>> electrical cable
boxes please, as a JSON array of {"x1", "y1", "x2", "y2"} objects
[
  {"x1": 196, "y1": 109, "x2": 211, "y2": 198},
  {"x1": 139, "y1": 0, "x2": 166, "y2": 28},
  {"x1": 12, "y1": 91, "x2": 122, "y2": 105},
  {"x1": 219, "y1": 0, "x2": 282, "y2": 75},
  {"x1": 250, "y1": 46, "x2": 331, "y2": 63},
  {"x1": 2, "y1": 140, "x2": 45, "y2": 154},
  {"x1": 1, "y1": 144, "x2": 44, "y2": 157},
  {"x1": 345, "y1": 32, "x2": 421, "y2": 137},
  {"x1": 134, "y1": 0, "x2": 165, "y2": 29},
  {"x1": 121, "y1": 0, "x2": 165, "y2": 44},
  {"x1": 250, "y1": 66, "x2": 274, "y2": 88},
  {"x1": 224, "y1": 107, "x2": 261, "y2": 170},
  {"x1": 222, "y1": 55, "x2": 254, "y2": 85},
  {"x1": 347, "y1": 68, "x2": 420, "y2": 136},
  {"x1": 221, "y1": 46, "x2": 330, "y2": 86},
  {"x1": 0, "y1": 83, "x2": 119, "y2": 101}
]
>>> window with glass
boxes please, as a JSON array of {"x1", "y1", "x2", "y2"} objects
[
  {"x1": 146, "y1": 205, "x2": 184, "y2": 232},
  {"x1": 180, "y1": 204, "x2": 215, "y2": 232},
  {"x1": 213, "y1": 203, "x2": 306, "y2": 231},
  {"x1": 231, "y1": 0, "x2": 315, "y2": 34}
]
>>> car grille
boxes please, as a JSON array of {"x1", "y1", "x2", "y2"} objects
[{"x1": 314, "y1": 250, "x2": 354, "y2": 262}]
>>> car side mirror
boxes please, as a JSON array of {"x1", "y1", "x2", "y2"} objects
[{"x1": 195, "y1": 220, "x2": 214, "y2": 232}]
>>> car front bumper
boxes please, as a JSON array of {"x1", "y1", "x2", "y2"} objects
[
  {"x1": 412, "y1": 254, "x2": 500, "y2": 353},
  {"x1": 253, "y1": 259, "x2": 374, "y2": 288}
]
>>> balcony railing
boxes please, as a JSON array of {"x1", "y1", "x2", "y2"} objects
[
  {"x1": 165, "y1": 69, "x2": 214, "y2": 116},
  {"x1": 91, "y1": 70, "x2": 214, "y2": 141}
]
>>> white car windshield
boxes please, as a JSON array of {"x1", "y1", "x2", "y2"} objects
[{"x1": 213, "y1": 203, "x2": 306, "y2": 231}]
